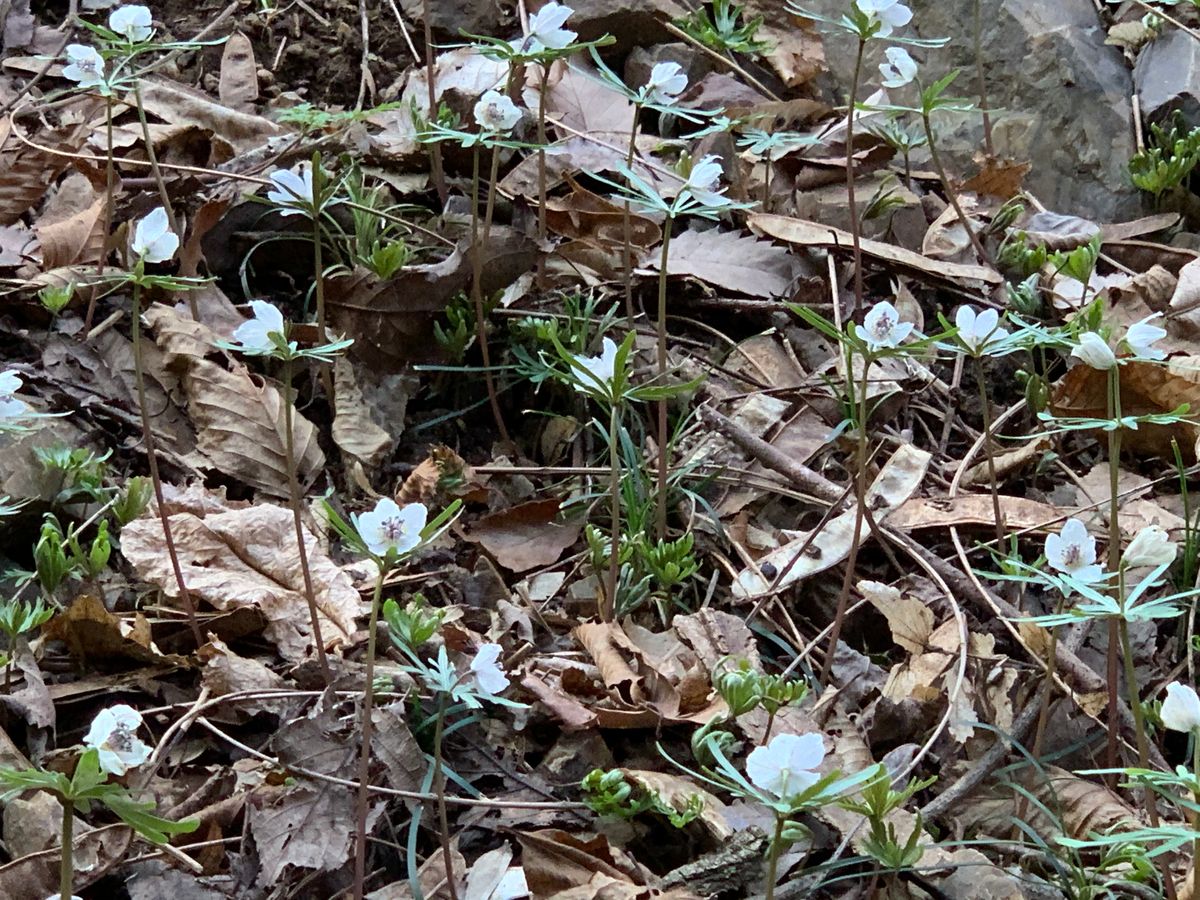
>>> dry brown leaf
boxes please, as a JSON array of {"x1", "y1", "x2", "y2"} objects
[
  {"x1": 620, "y1": 769, "x2": 732, "y2": 839},
  {"x1": 35, "y1": 190, "x2": 106, "y2": 269},
  {"x1": 749, "y1": 212, "x2": 1000, "y2": 286},
  {"x1": 144, "y1": 304, "x2": 324, "y2": 496},
  {"x1": 646, "y1": 227, "x2": 802, "y2": 298},
  {"x1": 1021, "y1": 210, "x2": 1100, "y2": 250},
  {"x1": 517, "y1": 830, "x2": 641, "y2": 898},
  {"x1": 218, "y1": 31, "x2": 259, "y2": 111},
  {"x1": 466, "y1": 498, "x2": 581, "y2": 572},
  {"x1": 886, "y1": 495, "x2": 1067, "y2": 532},
  {"x1": 198, "y1": 636, "x2": 285, "y2": 715},
  {"x1": 367, "y1": 838, "x2": 465, "y2": 899},
  {"x1": 121, "y1": 498, "x2": 363, "y2": 661},
  {"x1": 961, "y1": 157, "x2": 1032, "y2": 200},
  {"x1": 44, "y1": 593, "x2": 189, "y2": 669},
  {"x1": 332, "y1": 357, "x2": 393, "y2": 465},
  {"x1": 137, "y1": 77, "x2": 284, "y2": 153},
  {"x1": 0, "y1": 110, "x2": 95, "y2": 226}
]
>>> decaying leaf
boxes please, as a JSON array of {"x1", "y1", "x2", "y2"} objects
[
  {"x1": 647, "y1": 227, "x2": 805, "y2": 298},
  {"x1": 121, "y1": 494, "x2": 363, "y2": 661},
  {"x1": 466, "y1": 498, "x2": 581, "y2": 572}
]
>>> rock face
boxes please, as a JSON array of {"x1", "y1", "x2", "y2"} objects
[
  {"x1": 1134, "y1": 28, "x2": 1200, "y2": 124},
  {"x1": 806, "y1": 0, "x2": 1144, "y2": 222}
]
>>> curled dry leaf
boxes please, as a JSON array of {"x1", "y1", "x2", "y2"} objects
[
  {"x1": 332, "y1": 356, "x2": 393, "y2": 465},
  {"x1": 647, "y1": 227, "x2": 805, "y2": 298},
  {"x1": 121, "y1": 496, "x2": 363, "y2": 661}
]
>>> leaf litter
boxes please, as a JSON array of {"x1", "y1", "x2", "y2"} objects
[{"x1": 1, "y1": 0, "x2": 1200, "y2": 898}]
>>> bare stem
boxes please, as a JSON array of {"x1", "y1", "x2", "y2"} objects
[
  {"x1": 59, "y1": 797, "x2": 73, "y2": 900},
  {"x1": 974, "y1": 0, "x2": 994, "y2": 156},
  {"x1": 974, "y1": 355, "x2": 1005, "y2": 548},
  {"x1": 131, "y1": 281, "x2": 202, "y2": 646},
  {"x1": 655, "y1": 222, "x2": 674, "y2": 541},
  {"x1": 131, "y1": 81, "x2": 195, "y2": 320},
  {"x1": 820, "y1": 355, "x2": 872, "y2": 684},
  {"x1": 311, "y1": 173, "x2": 336, "y2": 411},
  {"x1": 422, "y1": 0, "x2": 447, "y2": 204},
  {"x1": 352, "y1": 568, "x2": 386, "y2": 900},
  {"x1": 846, "y1": 39, "x2": 866, "y2": 310},
  {"x1": 283, "y1": 355, "x2": 331, "y2": 684},
  {"x1": 84, "y1": 98, "x2": 116, "y2": 334},
  {"x1": 622, "y1": 105, "x2": 641, "y2": 326},
  {"x1": 432, "y1": 694, "x2": 459, "y2": 900},
  {"x1": 764, "y1": 815, "x2": 784, "y2": 900},
  {"x1": 1105, "y1": 366, "x2": 1122, "y2": 784},
  {"x1": 921, "y1": 109, "x2": 991, "y2": 266},
  {"x1": 470, "y1": 146, "x2": 511, "y2": 444},
  {"x1": 606, "y1": 400, "x2": 621, "y2": 622}
]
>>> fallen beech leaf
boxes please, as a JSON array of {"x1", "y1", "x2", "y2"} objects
[
  {"x1": 35, "y1": 191, "x2": 106, "y2": 269},
  {"x1": 647, "y1": 227, "x2": 804, "y2": 298},
  {"x1": 144, "y1": 304, "x2": 324, "y2": 497},
  {"x1": 517, "y1": 830, "x2": 639, "y2": 897},
  {"x1": 121, "y1": 498, "x2": 363, "y2": 661},
  {"x1": 1021, "y1": 210, "x2": 1100, "y2": 251},
  {"x1": 749, "y1": 213, "x2": 1000, "y2": 286},
  {"x1": 886, "y1": 495, "x2": 1068, "y2": 533},
  {"x1": 137, "y1": 76, "x2": 284, "y2": 153},
  {"x1": 960, "y1": 157, "x2": 1032, "y2": 200},
  {"x1": 467, "y1": 498, "x2": 581, "y2": 572},
  {"x1": 860, "y1": 580, "x2": 934, "y2": 655}
]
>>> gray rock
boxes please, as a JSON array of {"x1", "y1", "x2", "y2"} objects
[
  {"x1": 565, "y1": 0, "x2": 689, "y2": 54},
  {"x1": 805, "y1": 0, "x2": 1144, "y2": 222},
  {"x1": 1134, "y1": 28, "x2": 1200, "y2": 124},
  {"x1": 624, "y1": 42, "x2": 717, "y2": 95}
]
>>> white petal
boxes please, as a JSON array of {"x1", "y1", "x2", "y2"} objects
[
  {"x1": 1070, "y1": 332, "x2": 1116, "y2": 370},
  {"x1": 1162, "y1": 682, "x2": 1200, "y2": 733}
]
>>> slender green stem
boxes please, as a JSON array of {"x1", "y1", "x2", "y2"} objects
[
  {"x1": 764, "y1": 815, "x2": 785, "y2": 900},
  {"x1": 820, "y1": 353, "x2": 872, "y2": 684},
  {"x1": 131, "y1": 281, "x2": 202, "y2": 646},
  {"x1": 283, "y1": 354, "x2": 331, "y2": 684},
  {"x1": 622, "y1": 105, "x2": 641, "y2": 327},
  {"x1": 845, "y1": 39, "x2": 866, "y2": 310},
  {"x1": 432, "y1": 693, "x2": 459, "y2": 900},
  {"x1": 921, "y1": 109, "x2": 991, "y2": 266},
  {"x1": 470, "y1": 146, "x2": 511, "y2": 444},
  {"x1": 606, "y1": 399, "x2": 621, "y2": 622},
  {"x1": 537, "y1": 66, "x2": 550, "y2": 255},
  {"x1": 59, "y1": 797, "x2": 73, "y2": 900},
  {"x1": 131, "y1": 81, "x2": 195, "y2": 320},
  {"x1": 352, "y1": 568, "x2": 386, "y2": 900},
  {"x1": 655, "y1": 222, "x2": 674, "y2": 540}
]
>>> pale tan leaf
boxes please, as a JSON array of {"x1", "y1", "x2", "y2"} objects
[
  {"x1": 860, "y1": 580, "x2": 933, "y2": 654},
  {"x1": 121, "y1": 498, "x2": 363, "y2": 660},
  {"x1": 332, "y1": 357, "x2": 393, "y2": 465},
  {"x1": 218, "y1": 31, "x2": 259, "y2": 111},
  {"x1": 35, "y1": 194, "x2": 106, "y2": 269}
]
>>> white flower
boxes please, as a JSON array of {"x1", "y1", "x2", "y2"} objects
[
  {"x1": 572, "y1": 337, "x2": 619, "y2": 394},
  {"x1": 62, "y1": 44, "x2": 106, "y2": 89},
  {"x1": 1045, "y1": 517, "x2": 1104, "y2": 584},
  {"x1": 1070, "y1": 332, "x2": 1116, "y2": 370},
  {"x1": 746, "y1": 733, "x2": 826, "y2": 801},
  {"x1": 1124, "y1": 313, "x2": 1167, "y2": 361},
  {"x1": 1162, "y1": 682, "x2": 1200, "y2": 733},
  {"x1": 0, "y1": 370, "x2": 30, "y2": 420},
  {"x1": 855, "y1": 301, "x2": 914, "y2": 351},
  {"x1": 83, "y1": 704, "x2": 152, "y2": 776},
  {"x1": 131, "y1": 207, "x2": 179, "y2": 264},
  {"x1": 856, "y1": 0, "x2": 913, "y2": 37},
  {"x1": 469, "y1": 643, "x2": 510, "y2": 696},
  {"x1": 109, "y1": 5, "x2": 153, "y2": 42},
  {"x1": 954, "y1": 305, "x2": 1008, "y2": 354},
  {"x1": 878, "y1": 47, "x2": 917, "y2": 88},
  {"x1": 232, "y1": 300, "x2": 286, "y2": 352},
  {"x1": 267, "y1": 164, "x2": 314, "y2": 216},
  {"x1": 474, "y1": 90, "x2": 522, "y2": 133},
  {"x1": 522, "y1": 2, "x2": 576, "y2": 52},
  {"x1": 355, "y1": 498, "x2": 428, "y2": 558},
  {"x1": 682, "y1": 154, "x2": 732, "y2": 208},
  {"x1": 1124, "y1": 524, "x2": 1177, "y2": 568},
  {"x1": 45, "y1": 895, "x2": 84, "y2": 900},
  {"x1": 644, "y1": 61, "x2": 688, "y2": 105}
]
